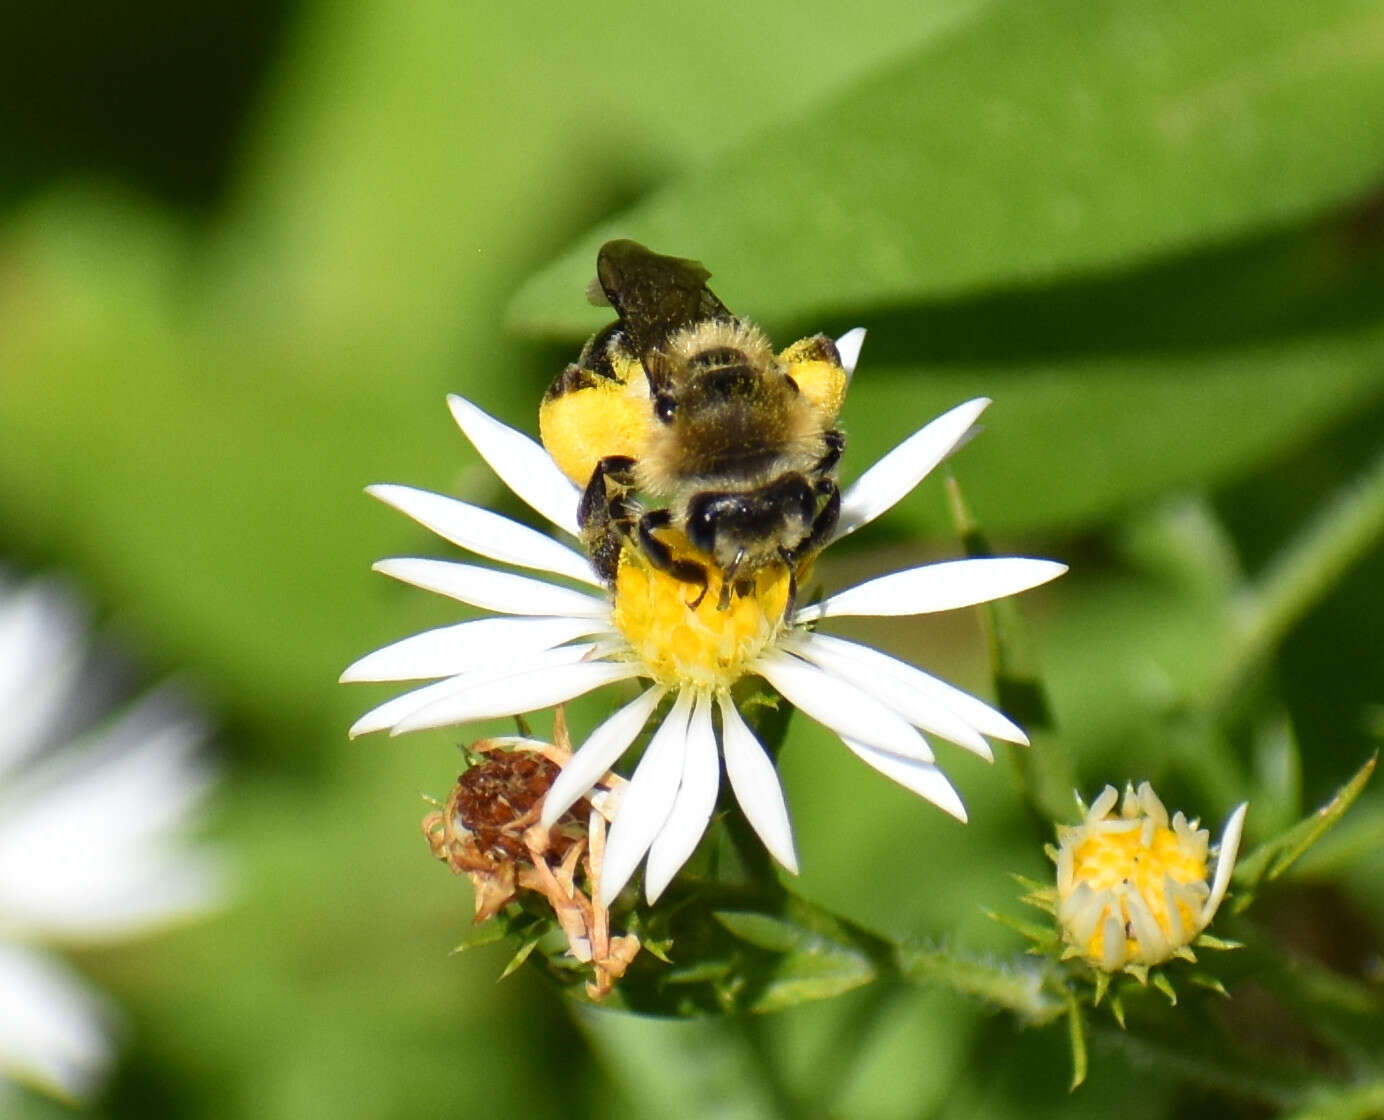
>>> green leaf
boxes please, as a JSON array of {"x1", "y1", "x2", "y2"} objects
[
  {"x1": 1233, "y1": 753, "x2": 1378, "y2": 910},
  {"x1": 449, "y1": 920, "x2": 509, "y2": 955},
  {"x1": 498, "y1": 936, "x2": 542, "y2": 980},
  {"x1": 896, "y1": 943, "x2": 1062, "y2": 1025},
  {"x1": 511, "y1": 0, "x2": 1384, "y2": 333},
  {"x1": 834, "y1": 325, "x2": 1384, "y2": 536},
  {"x1": 713, "y1": 909, "x2": 879, "y2": 1013}
]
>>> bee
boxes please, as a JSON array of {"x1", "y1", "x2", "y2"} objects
[{"x1": 539, "y1": 240, "x2": 850, "y2": 612}]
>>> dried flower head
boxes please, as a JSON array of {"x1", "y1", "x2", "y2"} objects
[
  {"x1": 1054, "y1": 782, "x2": 1248, "y2": 974},
  {"x1": 423, "y1": 711, "x2": 639, "y2": 1000}
]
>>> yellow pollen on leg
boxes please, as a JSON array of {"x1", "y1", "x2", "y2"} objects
[{"x1": 610, "y1": 536, "x2": 791, "y2": 691}]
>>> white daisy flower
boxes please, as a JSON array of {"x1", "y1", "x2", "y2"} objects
[
  {"x1": 344, "y1": 334, "x2": 1066, "y2": 908},
  {"x1": 0, "y1": 576, "x2": 223, "y2": 1102}
]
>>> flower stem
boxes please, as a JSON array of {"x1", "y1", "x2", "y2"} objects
[
  {"x1": 1206, "y1": 442, "x2": 1384, "y2": 716},
  {"x1": 946, "y1": 474, "x2": 1075, "y2": 824}
]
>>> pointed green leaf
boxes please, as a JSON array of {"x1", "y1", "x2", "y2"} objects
[
  {"x1": 449, "y1": 920, "x2": 509, "y2": 955},
  {"x1": 1233, "y1": 753, "x2": 1377, "y2": 910},
  {"x1": 499, "y1": 937, "x2": 542, "y2": 980}
]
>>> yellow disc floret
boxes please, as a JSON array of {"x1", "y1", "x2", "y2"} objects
[
  {"x1": 1055, "y1": 782, "x2": 1220, "y2": 972},
  {"x1": 610, "y1": 534, "x2": 790, "y2": 691}
]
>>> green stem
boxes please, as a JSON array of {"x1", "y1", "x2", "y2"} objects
[
  {"x1": 946, "y1": 473, "x2": 1075, "y2": 825},
  {"x1": 1207, "y1": 443, "x2": 1384, "y2": 715},
  {"x1": 894, "y1": 941, "x2": 1064, "y2": 1025}
]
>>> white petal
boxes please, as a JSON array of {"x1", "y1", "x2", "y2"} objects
[
  {"x1": 373, "y1": 557, "x2": 609, "y2": 618},
  {"x1": 0, "y1": 696, "x2": 223, "y2": 939},
  {"x1": 1125, "y1": 890, "x2": 1168, "y2": 961},
  {"x1": 1100, "y1": 913, "x2": 1126, "y2": 971},
  {"x1": 0, "y1": 945, "x2": 113, "y2": 1101},
  {"x1": 834, "y1": 398, "x2": 991, "y2": 540},
  {"x1": 839, "y1": 738, "x2": 967, "y2": 821},
  {"x1": 348, "y1": 643, "x2": 598, "y2": 737},
  {"x1": 1202, "y1": 801, "x2": 1249, "y2": 926},
  {"x1": 787, "y1": 633, "x2": 993, "y2": 759},
  {"x1": 447, "y1": 394, "x2": 581, "y2": 537},
  {"x1": 645, "y1": 692, "x2": 720, "y2": 902},
  {"x1": 834, "y1": 327, "x2": 866, "y2": 380},
  {"x1": 794, "y1": 628, "x2": 1030, "y2": 747},
  {"x1": 753, "y1": 650, "x2": 934, "y2": 762},
  {"x1": 541, "y1": 686, "x2": 667, "y2": 827},
  {"x1": 0, "y1": 580, "x2": 85, "y2": 779},
  {"x1": 367, "y1": 484, "x2": 599, "y2": 586},
  {"x1": 719, "y1": 694, "x2": 798, "y2": 874},
  {"x1": 599, "y1": 690, "x2": 695, "y2": 906},
  {"x1": 349, "y1": 675, "x2": 474, "y2": 739},
  {"x1": 392, "y1": 659, "x2": 639, "y2": 735},
  {"x1": 795, "y1": 557, "x2": 1067, "y2": 622},
  {"x1": 340, "y1": 615, "x2": 605, "y2": 682}
]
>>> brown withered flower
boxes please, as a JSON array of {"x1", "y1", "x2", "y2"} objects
[{"x1": 423, "y1": 709, "x2": 640, "y2": 999}]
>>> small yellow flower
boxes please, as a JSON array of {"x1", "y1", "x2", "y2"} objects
[{"x1": 1054, "y1": 783, "x2": 1247, "y2": 973}]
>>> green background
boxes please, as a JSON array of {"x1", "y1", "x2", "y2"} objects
[{"x1": 2, "y1": 1, "x2": 1382, "y2": 1116}]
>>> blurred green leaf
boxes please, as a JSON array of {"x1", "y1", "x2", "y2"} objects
[
  {"x1": 714, "y1": 909, "x2": 878, "y2": 1012},
  {"x1": 840, "y1": 325, "x2": 1384, "y2": 535},
  {"x1": 896, "y1": 943, "x2": 1062, "y2": 1024},
  {"x1": 512, "y1": 0, "x2": 1384, "y2": 333},
  {"x1": 1284, "y1": 1081, "x2": 1384, "y2": 1120}
]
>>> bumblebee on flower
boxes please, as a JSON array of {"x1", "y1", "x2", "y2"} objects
[
  {"x1": 343, "y1": 368, "x2": 1064, "y2": 909},
  {"x1": 345, "y1": 239, "x2": 1065, "y2": 935}
]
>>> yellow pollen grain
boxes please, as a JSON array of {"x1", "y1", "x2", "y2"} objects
[{"x1": 610, "y1": 536, "x2": 790, "y2": 691}]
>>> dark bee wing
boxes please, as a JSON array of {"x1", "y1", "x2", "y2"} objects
[{"x1": 594, "y1": 240, "x2": 731, "y2": 368}]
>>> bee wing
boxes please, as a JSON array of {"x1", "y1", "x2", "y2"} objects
[{"x1": 594, "y1": 241, "x2": 731, "y2": 385}]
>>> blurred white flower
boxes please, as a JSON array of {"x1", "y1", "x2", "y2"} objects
[
  {"x1": 345, "y1": 341, "x2": 1064, "y2": 908},
  {"x1": 0, "y1": 575, "x2": 223, "y2": 1102}
]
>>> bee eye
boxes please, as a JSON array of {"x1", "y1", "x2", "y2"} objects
[{"x1": 654, "y1": 394, "x2": 677, "y2": 423}]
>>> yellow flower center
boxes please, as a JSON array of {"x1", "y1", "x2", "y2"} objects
[
  {"x1": 610, "y1": 533, "x2": 791, "y2": 691},
  {"x1": 1055, "y1": 783, "x2": 1213, "y2": 971}
]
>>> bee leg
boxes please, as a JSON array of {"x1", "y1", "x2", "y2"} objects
[
  {"x1": 637, "y1": 509, "x2": 710, "y2": 610},
  {"x1": 813, "y1": 429, "x2": 846, "y2": 475},
  {"x1": 777, "y1": 546, "x2": 800, "y2": 621},
  {"x1": 801, "y1": 479, "x2": 842, "y2": 555},
  {"x1": 577, "y1": 456, "x2": 639, "y2": 584}
]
